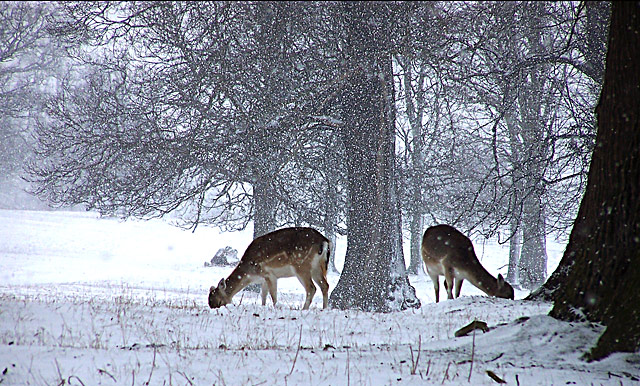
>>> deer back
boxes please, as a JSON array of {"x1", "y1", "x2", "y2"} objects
[
  {"x1": 240, "y1": 227, "x2": 328, "y2": 271},
  {"x1": 421, "y1": 224, "x2": 480, "y2": 271}
]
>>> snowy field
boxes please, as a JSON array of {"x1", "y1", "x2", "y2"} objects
[{"x1": 1, "y1": 209, "x2": 638, "y2": 385}]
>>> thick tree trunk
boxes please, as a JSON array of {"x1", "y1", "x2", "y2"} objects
[
  {"x1": 402, "y1": 57, "x2": 425, "y2": 275},
  {"x1": 534, "y1": 2, "x2": 640, "y2": 360},
  {"x1": 329, "y1": 3, "x2": 419, "y2": 312},
  {"x1": 516, "y1": 2, "x2": 548, "y2": 290},
  {"x1": 246, "y1": 175, "x2": 278, "y2": 293},
  {"x1": 518, "y1": 192, "x2": 547, "y2": 289},
  {"x1": 502, "y1": 39, "x2": 547, "y2": 290},
  {"x1": 326, "y1": 231, "x2": 338, "y2": 273},
  {"x1": 505, "y1": 110, "x2": 523, "y2": 286},
  {"x1": 323, "y1": 181, "x2": 339, "y2": 273},
  {"x1": 583, "y1": 1, "x2": 610, "y2": 85},
  {"x1": 408, "y1": 214, "x2": 423, "y2": 274},
  {"x1": 252, "y1": 176, "x2": 277, "y2": 239}
]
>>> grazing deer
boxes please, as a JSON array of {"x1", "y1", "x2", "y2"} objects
[
  {"x1": 421, "y1": 224, "x2": 514, "y2": 303},
  {"x1": 208, "y1": 227, "x2": 330, "y2": 310}
]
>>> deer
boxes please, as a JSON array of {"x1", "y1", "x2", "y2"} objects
[
  {"x1": 208, "y1": 227, "x2": 331, "y2": 310},
  {"x1": 421, "y1": 224, "x2": 514, "y2": 303}
]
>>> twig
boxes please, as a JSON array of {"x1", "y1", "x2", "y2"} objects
[
  {"x1": 410, "y1": 335, "x2": 422, "y2": 375},
  {"x1": 347, "y1": 347, "x2": 350, "y2": 386},
  {"x1": 442, "y1": 362, "x2": 451, "y2": 384},
  {"x1": 97, "y1": 368, "x2": 117, "y2": 382},
  {"x1": 217, "y1": 370, "x2": 227, "y2": 386},
  {"x1": 486, "y1": 370, "x2": 507, "y2": 384},
  {"x1": 487, "y1": 353, "x2": 504, "y2": 362},
  {"x1": 288, "y1": 325, "x2": 303, "y2": 376},
  {"x1": 67, "y1": 375, "x2": 86, "y2": 386},
  {"x1": 177, "y1": 371, "x2": 194, "y2": 386},
  {"x1": 468, "y1": 328, "x2": 476, "y2": 382},
  {"x1": 144, "y1": 345, "x2": 157, "y2": 385},
  {"x1": 54, "y1": 359, "x2": 64, "y2": 386},
  {"x1": 455, "y1": 320, "x2": 489, "y2": 337}
]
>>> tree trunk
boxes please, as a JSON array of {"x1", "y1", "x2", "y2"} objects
[
  {"x1": 408, "y1": 213, "x2": 423, "y2": 274},
  {"x1": 518, "y1": 191, "x2": 548, "y2": 289},
  {"x1": 536, "y1": 1, "x2": 640, "y2": 360},
  {"x1": 252, "y1": 175, "x2": 277, "y2": 239},
  {"x1": 507, "y1": 219, "x2": 520, "y2": 285},
  {"x1": 583, "y1": 1, "x2": 610, "y2": 85},
  {"x1": 329, "y1": 3, "x2": 419, "y2": 312},
  {"x1": 326, "y1": 230, "x2": 338, "y2": 273},
  {"x1": 516, "y1": 1, "x2": 548, "y2": 290},
  {"x1": 506, "y1": 94, "x2": 548, "y2": 290},
  {"x1": 324, "y1": 180, "x2": 339, "y2": 273},
  {"x1": 505, "y1": 109, "x2": 523, "y2": 286},
  {"x1": 402, "y1": 56, "x2": 426, "y2": 275}
]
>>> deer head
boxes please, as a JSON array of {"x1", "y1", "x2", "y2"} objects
[{"x1": 208, "y1": 278, "x2": 231, "y2": 308}]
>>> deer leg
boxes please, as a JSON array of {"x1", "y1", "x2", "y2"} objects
[
  {"x1": 444, "y1": 269, "x2": 455, "y2": 300},
  {"x1": 455, "y1": 278, "x2": 464, "y2": 298},
  {"x1": 264, "y1": 277, "x2": 278, "y2": 306},
  {"x1": 296, "y1": 273, "x2": 317, "y2": 310},
  {"x1": 260, "y1": 281, "x2": 269, "y2": 306},
  {"x1": 311, "y1": 268, "x2": 329, "y2": 309},
  {"x1": 427, "y1": 270, "x2": 440, "y2": 303}
]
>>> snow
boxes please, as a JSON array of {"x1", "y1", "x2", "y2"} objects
[{"x1": 1, "y1": 209, "x2": 638, "y2": 385}]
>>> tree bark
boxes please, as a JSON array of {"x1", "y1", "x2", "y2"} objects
[
  {"x1": 402, "y1": 57, "x2": 426, "y2": 275},
  {"x1": 329, "y1": 3, "x2": 419, "y2": 312},
  {"x1": 516, "y1": 1, "x2": 548, "y2": 290},
  {"x1": 408, "y1": 213, "x2": 423, "y2": 274},
  {"x1": 583, "y1": 1, "x2": 610, "y2": 85},
  {"x1": 518, "y1": 192, "x2": 547, "y2": 289},
  {"x1": 323, "y1": 180, "x2": 339, "y2": 273},
  {"x1": 505, "y1": 109, "x2": 523, "y2": 286},
  {"x1": 535, "y1": 1, "x2": 640, "y2": 360},
  {"x1": 252, "y1": 175, "x2": 277, "y2": 239},
  {"x1": 507, "y1": 219, "x2": 520, "y2": 285}
]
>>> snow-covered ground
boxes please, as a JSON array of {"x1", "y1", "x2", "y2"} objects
[{"x1": 0, "y1": 209, "x2": 638, "y2": 385}]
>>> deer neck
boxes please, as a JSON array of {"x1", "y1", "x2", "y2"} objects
[
  {"x1": 462, "y1": 262, "x2": 501, "y2": 297},
  {"x1": 222, "y1": 265, "x2": 257, "y2": 300}
]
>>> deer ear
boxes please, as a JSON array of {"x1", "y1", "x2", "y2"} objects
[
  {"x1": 218, "y1": 278, "x2": 226, "y2": 290},
  {"x1": 209, "y1": 285, "x2": 215, "y2": 292}
]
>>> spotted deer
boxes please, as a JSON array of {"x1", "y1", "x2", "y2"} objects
[
  {"x1": 421, "y1": 224, "x2": 514, "y2": 302},
  {"x1": 208, "y1": 227, "x2": 330, "y2": 310}
]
